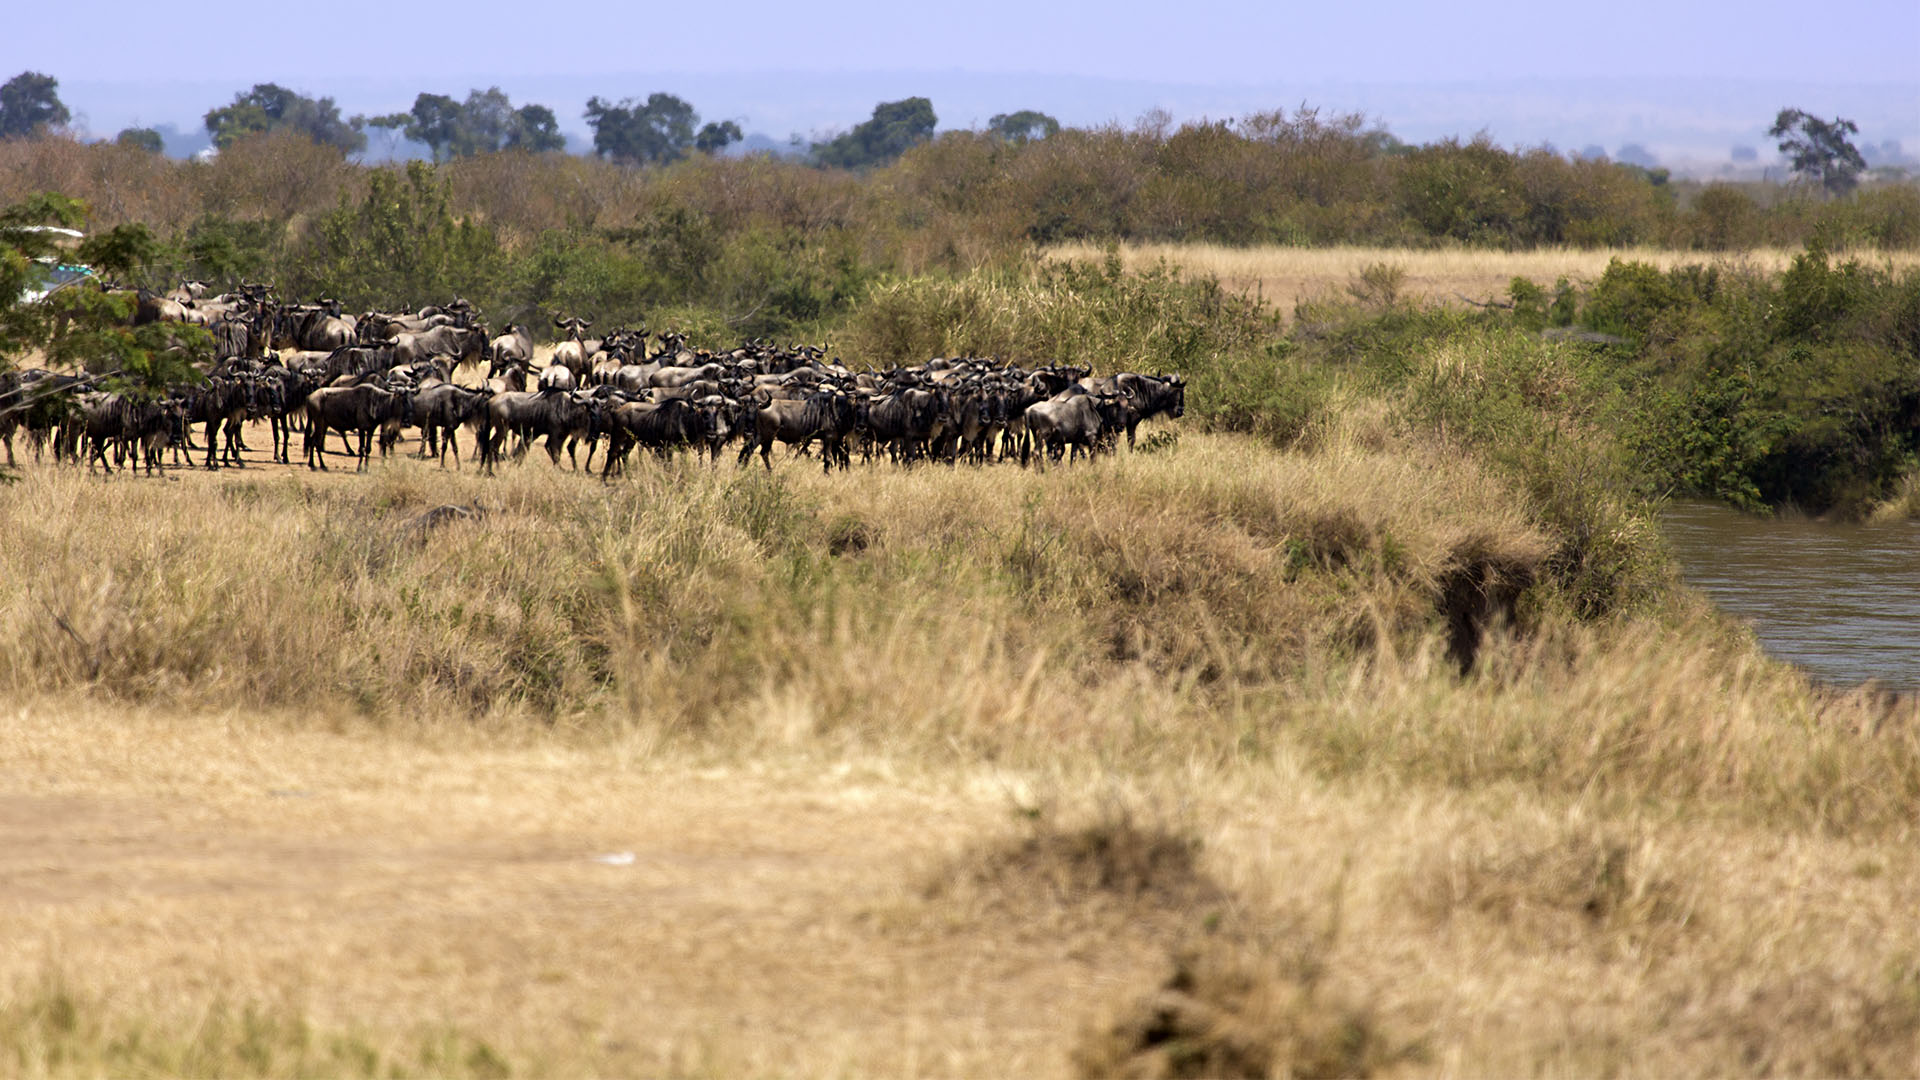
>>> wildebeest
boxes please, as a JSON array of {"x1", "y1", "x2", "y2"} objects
[
  {"x1": 304, "y1": 383, "x2": 403, "y2": 471},
  {"x1": 489, "y1": 324, "x2": 533, "y2": 370},
  {"x1": 273, "y1": 302, "x2": 357, "y2": 352},
  {"x1": 1082, "y1": 372, "x2": 1185, "y2": 447},
  {"x1": 550, "y1": 316, "x2": 596, "y2": 376},
  {"x1": 738, "y1": 392, "x2": 859, "y2": 473},
  {"x1": 601, "y1": 398, "x2": 699, "y2": 477},
  {"x1": 863, "y1": 388, "x2": 949, "y2": 464},
  {"x1": 394, "y1": 325, "x2": 489, "y2": 370},
  {"x1": 479, "y1": 389, "x2": 600, "y2": 472},
  {"x1": 1023, "y1": 392, "x2": 1128, "y2": 468}
]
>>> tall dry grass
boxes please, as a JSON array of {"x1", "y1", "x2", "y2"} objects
[
  {"x1": 1, "y1": 432, "x2": 1914, "y2": 832},
  {"x1": 1046, "y1": 240, "x2": 1920, "y2": 312},
  {"x1": 5, "y1": 426, "x2": 1920, "y2": 1075}
]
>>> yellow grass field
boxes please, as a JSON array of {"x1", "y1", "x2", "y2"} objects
[
  {"x1": 1045, "y1": 241, "x2": 1920, "y2": 313},
  {"x1": 8, "y1": 225, "x2": 1920, "y2": 1076}
]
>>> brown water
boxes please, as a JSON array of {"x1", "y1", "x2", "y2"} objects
[{"x1": 1661, "y1": 501, "x2": 1920, "y2": 689}]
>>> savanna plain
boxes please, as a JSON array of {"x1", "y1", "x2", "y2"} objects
[{"x1": 7, "y1": 256, "x2": 1920, "y2": 1080}]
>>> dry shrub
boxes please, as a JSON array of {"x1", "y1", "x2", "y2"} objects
[
  {"x1": 1345, "y1": 262, "x2": 1406, "y2": 307},
  {"x1": 1407, "y1": 812, "x2": 1697, "y2": 952},
  {"x1": 927, "y1": 808, "x2": 1223, "y2": 924},
  {"x1": 1073, "y1": 942, "x2": 1409, "y2": 1080}
]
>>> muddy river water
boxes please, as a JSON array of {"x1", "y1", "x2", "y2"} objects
[{"x1": 1661, "y1": 501, "x2": 1920, "y2": 690}]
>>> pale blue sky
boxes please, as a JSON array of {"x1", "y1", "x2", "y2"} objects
[
  {"x1": 9, "y1": 0, "x2": 1917, "y2": 84},
  {"x1": 6, "y1": 0, "x2": 1916, "y2": 163}
]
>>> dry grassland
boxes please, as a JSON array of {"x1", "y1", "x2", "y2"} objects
[
  {"x1": 4, "y1": 398, "x2": 1920, "y2": 1071},
  {"x1": 1045, "y1": 241, "x2": 1920, "y2": 313}
]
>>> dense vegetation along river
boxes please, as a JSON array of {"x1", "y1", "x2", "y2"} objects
[{"x1": 1661, "y1": 501, "x2": 1920, "y2": 690}]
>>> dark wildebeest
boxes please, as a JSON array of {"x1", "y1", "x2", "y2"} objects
[
  {"x1": 1081, "y1": 372, "x2": 1185, "y2": 448},
  {"x1": 479, "y1": 390, "x2": 600, "y2": 472},
  {"x1": 394, "y1": 325, "x2": 489, "y2": 370},
  {"x1": 304, "y1": 384, "x2": 403, "y2": 471},
  {"x1": 862, "y1": 388, "x2": 949, "y2": 465},
  {"x1": 410, "y1": 382, "x2": 489, "y2": 468},
  {"x1": 1022, "y1": 392, "x2": 1128, "y2": 468},
  {"x1": 273, "y1": 302, "x2": 356, "y2": 352},
  {"x1": 601, "y1": 398, "x2": 699, "y2": 478},
  {"x1": 489, "y1": 324, "x2": 533, "y2": 371},
  {"x1": 550, "y1": 317, "x2": 596, "y2": 376},
  {"x1": 739, "y1": 392, "x2": 859, "y2": 473}
]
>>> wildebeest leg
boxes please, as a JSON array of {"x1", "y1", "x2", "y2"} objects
[
  {"x1": 203, "y1": 419, "x2": 220, "y2": 469},
  {"x1": 600, "y1": 434, "x2": 624, "y2": 481},
  {"x1": 357, "y1": 426, "x2": 374, "y2": 471},
  {"x1": 224, "y1": 416, "x2": 246, "y2": 467}
]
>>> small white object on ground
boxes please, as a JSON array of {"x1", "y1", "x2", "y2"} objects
[{"x1": 591, "y1": 852, "x2": 635, "y2": 866}]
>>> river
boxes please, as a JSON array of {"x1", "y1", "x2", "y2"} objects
[{"x1": 1661, "y1": 501, "x2": 1920, "y2": 690}]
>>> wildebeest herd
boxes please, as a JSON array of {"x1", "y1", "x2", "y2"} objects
[{"x1": 0, "y1": 285, "x2": 1187, "y2": 478}]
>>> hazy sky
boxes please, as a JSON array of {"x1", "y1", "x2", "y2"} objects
[{"x1": 9, "y1": 0, "x2": 1919, "y2": 85}]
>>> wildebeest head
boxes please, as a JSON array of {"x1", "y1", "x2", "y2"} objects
[{"x1": 1158, "y1": 373, "x2": 1186, "y2": 418}]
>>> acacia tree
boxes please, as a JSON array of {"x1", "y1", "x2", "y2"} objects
[
  {"x1": 205, "y1": 84, "x2": 365, "y2": 153},
  {"x1": 378, "y1": 88, "x2": 566, "y2": 161},
  {"x1": 0, "y1": 72, "x2": 70, "y2": 139},
  {"x1": 1769, "y1": 108, "x2": 1867, "y2": 195},
  {"x1": 812, "y1": 98, "x2": 936, "y2": 169},
  {"x1": 585, "y1": 93, "x2": 700, "y2": 164},
  {"x1": 115, "y1": 127, "x2": 164, "y2": 153},
  {"x1": 694, "y1": 120, "x2": 743, "y2": 155},
  {"x1": 987, "y1": 110, "x2": 1059, "y2": 144}
]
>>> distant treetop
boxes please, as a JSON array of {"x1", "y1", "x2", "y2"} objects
[
  {"x1": 365, "y1": 88, "x2": 565, "y2": 161},
  {"x1": 0, "y1": 71, "x2": 71, "y2": 139},
  {"x1": 812, "y1": 97, "x2": 937, "y2": 169},
  {"x1": 988, "y1": 110, "x2": 1059, "y2": 144},
  {"x1": 204, "y1": 83, "x2": 365, "y2": 154}
]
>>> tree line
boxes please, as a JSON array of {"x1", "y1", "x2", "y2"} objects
[{"x1": 6, "y1": 68, "x2": 1896, "y2": 197}]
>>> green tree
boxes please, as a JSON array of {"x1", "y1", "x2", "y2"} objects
[
  {"x1": 297, "y1": 161, "x2": 504, "y2": 307},
  {"x1": 204, "y1": 84, "x2": 366, "y2": 154},
  {"x1": 114, "y1": 127, "x2": 164, "y2": 153},
  {"x1": 1, "y1": 193, "x2": 206, "y2": 397},
  {"x1": 987, "y1": 110, "x2": 1058, "y2": 144},
  {"x1": 694, "y1": 120, "x2": 743, "y2": 155},
  {"x1": 812, "y1": 97, "x2": 937, "y2": 169},
  {"x1": 0, "y1": 72, "x2": 70, "y2": 139},
  {"x1": 1768, "y1": 108, "x2": 1867, "y2": 196},
  {"x1": 400, "y1": 93, "x2": 464, "y2": 160},
  {"x1": 506, "y1": 104, "x2": 566, "y2": 153},
  {"x1": 585, "y1": 93, "x2": 700, "y2": 164},
  {"x1": 404, "y1": 89, "x2": 567, "y2": 158}
]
